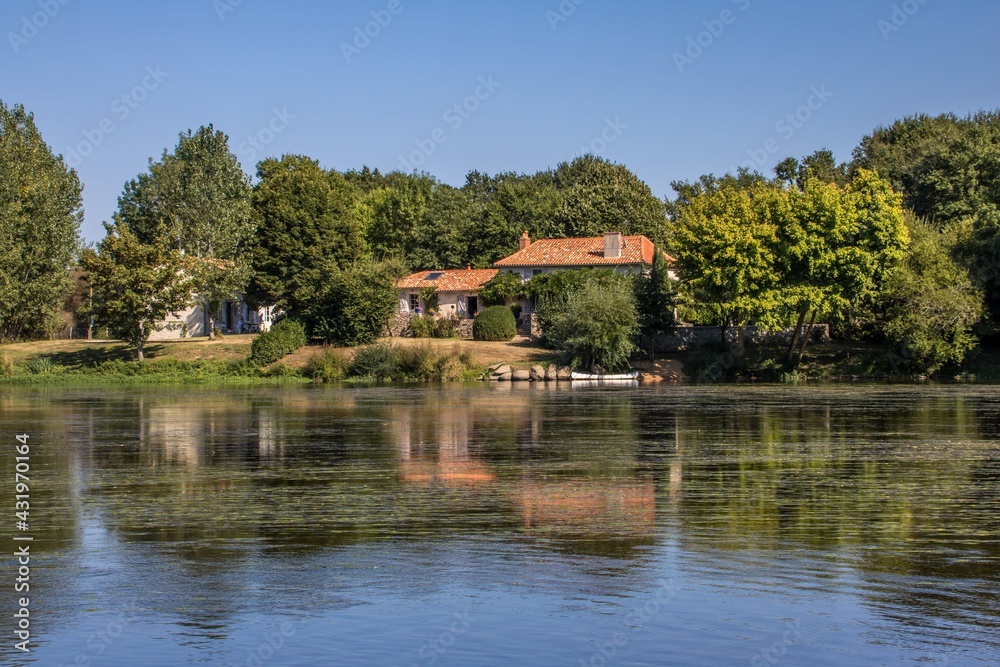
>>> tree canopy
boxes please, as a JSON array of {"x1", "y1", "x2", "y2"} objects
[{"x1": 0, "y1": 101, "x2": 82, "y2": 341}]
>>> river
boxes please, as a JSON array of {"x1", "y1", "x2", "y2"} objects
[{"x1": 1, "y1": 384, "x2": 997, "y2": 665}]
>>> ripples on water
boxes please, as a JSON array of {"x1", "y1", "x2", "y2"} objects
[{"x1": 1, "y1": 384, "x2": 998, "y2": 665}]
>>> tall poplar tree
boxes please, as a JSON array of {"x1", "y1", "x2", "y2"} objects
[
  {"x1": 0, "y1": 101, "x2": 82, "y2": 340},
  {"x1": 118, "y1": 125, "x2": 255, "y2": 338}
]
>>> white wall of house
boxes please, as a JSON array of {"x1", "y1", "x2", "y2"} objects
[
  {"x1": 398, "y1": 291, "x2": 480, "y2": 318},
  {"x1": 149, "y1": 299, "x2": 276, "y2": 340},
  {"x1": 149, "y1": 304, "x2": 209, "y2": 340}
]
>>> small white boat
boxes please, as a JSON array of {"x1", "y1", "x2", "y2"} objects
[{"x1": 570, "y1": 370, "x2": 640, "y2": 381}]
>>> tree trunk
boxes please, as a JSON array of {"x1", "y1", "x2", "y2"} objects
[
  {"x1": 136, "y1": 321, "x2": 145, "y2": 362},
  {"x1": 87, "y1": 286, "x2": 93, "y2": 340},
  {"x1": 797, "y1": 310, "x2": 818, "y2": 359},
  {"x1": 736, "y1": 324, "x2": 746, "y2": 357},
  {"x1": 208, "y1": 312, "x2": 216, "y2": 341},
  {"x1": 787, "y1": 307, "x2": 807, "y2": 363}
]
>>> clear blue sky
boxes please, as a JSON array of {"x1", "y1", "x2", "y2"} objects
[{"x1": 4, "y1": 0, "x2": 999, "y2": 243}]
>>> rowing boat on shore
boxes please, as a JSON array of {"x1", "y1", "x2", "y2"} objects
[{"x1": 570, "y1": 370, "x2": 640, "y2": 381}]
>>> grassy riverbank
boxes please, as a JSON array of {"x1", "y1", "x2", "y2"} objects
[
  {"x1": 2, "y1": 335, "x2": 997, "y2": 385},
  {"x1": 0, "y1": 335, "x2": 562, "y2": 385}
]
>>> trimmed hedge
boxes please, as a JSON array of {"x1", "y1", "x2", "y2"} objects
[
  {"x1": 472, "y1": 306, "x2": 517, "y2": 341},
  {"x1": 249, "y1": 319, "x2": 307, "y2": 366}
]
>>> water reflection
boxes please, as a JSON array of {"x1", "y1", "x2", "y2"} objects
[{"x1": 1, "y1": 384, "x2": 998, "y2": 665}]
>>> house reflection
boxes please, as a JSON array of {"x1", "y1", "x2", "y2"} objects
[
  {"x1": 395, "y1": 404, "x2": 496, "y2": 486},
  {"x1": 391, "y1": 394, "x2": 658, "y2": 551}
]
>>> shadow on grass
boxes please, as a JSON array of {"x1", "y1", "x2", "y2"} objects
[{"x1": 37, "y1": 344, "x2": 170, "y2": 369}]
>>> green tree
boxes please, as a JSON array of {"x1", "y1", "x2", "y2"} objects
[
  {"x1": 778, "y1": 170, "x2": 908, "y2": 362},
  {"x1": 82, "y1": 224, "x2": 191, "y2": 361},
  {"x1": 117, "y1": 125, "x2": 255, "y2": 338},
  {"x1": 851, "y1": 111, "x2": 1000, "y2": 320},
  {"x1": 670, "y1": 179, "x2": 782, "y2": 352},
  {"x1": 634, "y1": 248, "x2": 679, "y2": 356},
  {"x1": 554, "y1": 155, "x2": 668, "y2": 245},
  {"x1": 304, "y1": 259, "x2": 405, "y2": 346},
  {"x1": 0, "y1": 101, "x2": 82, "y2": 340},
  {"x1": 357, "y1": 173, "x2": 435, "y2": 259},
  {"x1": 408, "y1": 184, "x2": 474, "y2": 270},
  {"x1": 248, "y1": 155, "x2": 363, "y2": 316},
  {"x1": 546, "y1": 278, "x2": 639, "y2": 372},
  {"x1": 881, "y1": 216, "x2": 984, "y2": 374}
]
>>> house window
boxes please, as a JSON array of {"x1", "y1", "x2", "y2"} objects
[
  {"x1": 532, "y1": 269, "x2": 543, "y2": 276},
  {"x1": 409, "y1": 294, "x2": 419, "y2": 312}
]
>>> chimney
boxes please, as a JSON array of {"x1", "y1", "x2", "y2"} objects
[
  {"x1": 604, "y1": 231, "x2": 622, "y2": 259},
  {"x1": 519, "y1": 231, "x2": 531, "y2": 251}
]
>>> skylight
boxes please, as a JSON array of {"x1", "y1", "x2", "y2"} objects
[{"x1": 425, "y1": 272, "x2": 443, "y2": 280}]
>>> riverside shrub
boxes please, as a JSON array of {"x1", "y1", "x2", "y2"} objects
[
  {"x1": 472, "y1": 306, "x2": 517, "y2": 341},
  {"x1": 250, "y1": 319, "x2": 307, "y2": 366}
]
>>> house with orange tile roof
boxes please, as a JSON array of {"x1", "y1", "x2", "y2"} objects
[
  {"x1": 494, "y1": 231, "x2": 674, "y2": 279},
  {"x1": 396, "y1": 267, "x2": 498, "y2": 319},
  {"x1": 493, "y1": 231, "x2": 675, "y2": 320}
]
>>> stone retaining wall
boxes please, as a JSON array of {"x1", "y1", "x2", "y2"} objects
[{"x1": 650, "y1": 324, "x2": 830, "y2": 353}]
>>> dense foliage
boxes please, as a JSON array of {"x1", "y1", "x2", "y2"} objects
[
  {"x1": 879, "y1": 216, "x2": 984, "y2": 374},
  {"x1": 7, "y1": 96, "x2": 1000, "y2": 378},
  {"x1": 478, "y1": 271, "x2": 525, "y2": 307},
  {"x1": 472, "y1": 306, "x2": 517, "y2": 342},
  {"x1": 635, "y1": 248, "x2": 679, "y2": 349},
  {"x1": 248, "y1": 155, "x2": 363, "y2": 316},
  {"x1": 670, "y1": 169, "x2": 908, "y2": 359},
  {"x1": 851, "y1": 112, "x2": 1000, "y2": 322},
  {"x1": 117, "y1": 125, "x2": 255, "y2": 339},
  {"x1": 304, "y1": 260, "x2": 403, "y2": 346},
  {"x1": 0, "y1": 101, "x2": 82, "y2": 341},
  {"x1": 544, "y1": 276, "x2": 639, "y2": 372},
  {"x1": 81, "y1": 224, "x2": 191, "y2": 361},
  {"x1": 249, "y1": 318, "x2": 307, "y2": 366}
]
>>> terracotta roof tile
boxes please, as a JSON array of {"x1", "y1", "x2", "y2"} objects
[
  {"x1": 397, "y1": 269, "x2": 498, "y2": 292},
  {"x1": 494, "y1": 235, "x2": 674, "y2": 268}
]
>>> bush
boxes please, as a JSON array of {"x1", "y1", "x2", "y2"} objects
[
  {"x1": 433, "y1": 316, "x2": 459, "y2": 339},
  {"x1": 304, "y1": 346, "x2": 348, "y2": 382},
  {"x1": 305, "y1": 260, "x2": 402, "y2": 346},
  {"x1": 24, "y1": 356, "x2": 53, "y2": 375},
  {"x1": 473, "y1": 306, "x2": 517, "y2": 341},
  {"x1": 546, "y1": 280, "x2": 639, "y2": 372},
  {"x1": 346, "y1": 343, "x2": 483, "y2": 382},
  {"x1": 347, "y1": 342, "x2": 400, "y2": 380},
  {"x1": 409, "y1": 315, "x2": 436, "y2": 338},
  {"x1": 880, "y1": 217, "x2": 985, "y2": 374},
  {"x1": 249, "y1": 319, "x2": 307, "y2": 366},
  {"x1": 0, "y1": 353, "x2": 14, "y2": 377}
]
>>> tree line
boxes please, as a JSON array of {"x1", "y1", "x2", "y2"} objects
[{"x1": 2, "y1": 98, "x2": 998, "y2": 373}]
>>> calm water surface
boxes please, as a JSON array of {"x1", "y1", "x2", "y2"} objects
[{"x1": 1, "y1": 384, "x2": 998, "y2": 666}]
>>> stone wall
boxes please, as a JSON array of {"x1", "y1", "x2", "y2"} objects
[{"x1": 650, "y1": 324, "x2": 830, "y2": 353}]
